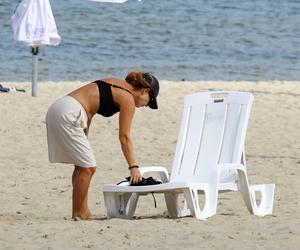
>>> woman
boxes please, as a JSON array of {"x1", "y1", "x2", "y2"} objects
[{"x1": 46, "y1": 71, "x2": 159, "y2": 220}]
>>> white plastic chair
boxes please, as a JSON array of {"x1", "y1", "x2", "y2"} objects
[{"x1": 102, "y1": 91, "x2": 275, "y2": 220}]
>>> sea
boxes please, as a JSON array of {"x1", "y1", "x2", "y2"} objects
[{"x1": 0, "y1": 0, "x2": 300, "y2": 82}]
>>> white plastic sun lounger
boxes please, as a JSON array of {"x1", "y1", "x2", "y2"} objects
[{"x1": 102, "y1": 91, "x2": 275, "y2": 220}]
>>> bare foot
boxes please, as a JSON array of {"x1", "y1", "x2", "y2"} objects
[
  {"x1": 72, "y1": 215, "x2": 96, "y2": 221},
  {"x1": 72, "y1": 209, "x2": 95, "y2": 221}
]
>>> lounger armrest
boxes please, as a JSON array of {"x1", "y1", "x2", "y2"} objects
[
  {"x1": 217, "y1": 163, "x2": 247, "y2": 172},
  {"x1": 139, "y1": 166, "x2": 169, "y2": 183}
]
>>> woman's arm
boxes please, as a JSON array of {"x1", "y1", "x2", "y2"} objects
[{"x1": 118, "y1": 97, "x2": 142, "y2": 184}]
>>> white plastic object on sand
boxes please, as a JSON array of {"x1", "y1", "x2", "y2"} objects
[{"x1": 102, "y1": 91, "x2": 275, "y2": 220}]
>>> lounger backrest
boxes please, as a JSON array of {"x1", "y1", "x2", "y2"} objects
[{"x1": 170, "y1": 91, "x2": 254, "y2": 183}]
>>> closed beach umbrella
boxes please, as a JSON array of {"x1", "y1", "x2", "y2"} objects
[{"x1": 11, "y1": 0, "x2": 61, "y2": 97}]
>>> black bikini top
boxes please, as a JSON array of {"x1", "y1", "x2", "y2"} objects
[{"x1": 94, "y1": 80, "x2": 132, "y2": 117}]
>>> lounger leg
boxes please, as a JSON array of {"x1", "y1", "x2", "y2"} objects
[
  {"x1": 183, "y1": 187, "x2": 218, "y2": 220},
  {"x1": 103, "y1": 192, "x2": 139, "y2": 219},
  {"x1": 178, "y1": 197, "x2": 192, "y2": 217},
  {"x1": 103, "y1": 192, "x2": 120, "y2": 219},
  {"x1": 126, "y1": 193, "x2": 139, "y2": 217},
  {"x1": 237, "y1": 170, "x2": 275, "y2": 216},
  {"x1": 164, "y1": 193, "x2": 179, "y2": 218},
  {"x1": 249, "y1": 184, "x2": 275, "y2": 216}
]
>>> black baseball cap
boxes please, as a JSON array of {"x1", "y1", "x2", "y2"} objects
[{"x1": 143, "y1": 72, "x2": 159, "y2": 109}]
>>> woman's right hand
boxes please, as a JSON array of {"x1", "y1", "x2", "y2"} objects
[{"x1": 130, "y1": 167, "x2": 142, "y2": 184}]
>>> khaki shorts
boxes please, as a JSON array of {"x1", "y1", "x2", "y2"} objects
[{"x1": 46, "y1": 96, "x2": 96, "y2": 168}]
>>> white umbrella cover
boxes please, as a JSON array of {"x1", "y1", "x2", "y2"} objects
[
  {"x1": 11, "y1": 0, "x2": 61, "y2": 96},
  {"x1": 11, "y1": 0, "x2": 61, "y2": 46}
]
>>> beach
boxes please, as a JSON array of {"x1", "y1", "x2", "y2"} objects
[{"x1": 0, "y1": 80, "x2": 299, "y2": 250}]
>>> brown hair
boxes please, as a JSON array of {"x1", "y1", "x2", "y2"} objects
[{"x1": 125, "y1": 71, "x2": 150, "y2": 89}]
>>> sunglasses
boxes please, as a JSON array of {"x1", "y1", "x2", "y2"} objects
[{"x1": 143, "y1": 73, "x2": 153, "y2": 87}]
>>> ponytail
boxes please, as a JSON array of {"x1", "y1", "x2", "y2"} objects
[{"x1": 125, "y1": 71, "x2": 149, "y2": 89}]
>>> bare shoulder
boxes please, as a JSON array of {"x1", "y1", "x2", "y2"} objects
[{"x1": 111, "y1": 86, "x2": 135, "y2": 112}]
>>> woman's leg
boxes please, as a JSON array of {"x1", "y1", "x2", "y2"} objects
[{"x1": 72, "y1": 165, "x2": 96, "y2": 219}]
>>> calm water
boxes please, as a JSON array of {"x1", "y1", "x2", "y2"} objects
[{"x1": 0, "y1": 0, "x2": 300, "y2": 82}]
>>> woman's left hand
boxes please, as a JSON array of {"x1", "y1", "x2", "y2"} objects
[{"x1": 130, "y1": 168, "x2": 143, "y2": 184}]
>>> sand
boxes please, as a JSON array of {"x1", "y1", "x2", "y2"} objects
[{"x1": 0, "y1": 80, "x2": 299, "y2": 250}]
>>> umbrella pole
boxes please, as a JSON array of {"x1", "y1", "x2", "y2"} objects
[{"x1": 31, "y1": 47, "x2": 39, "y2": 97}]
